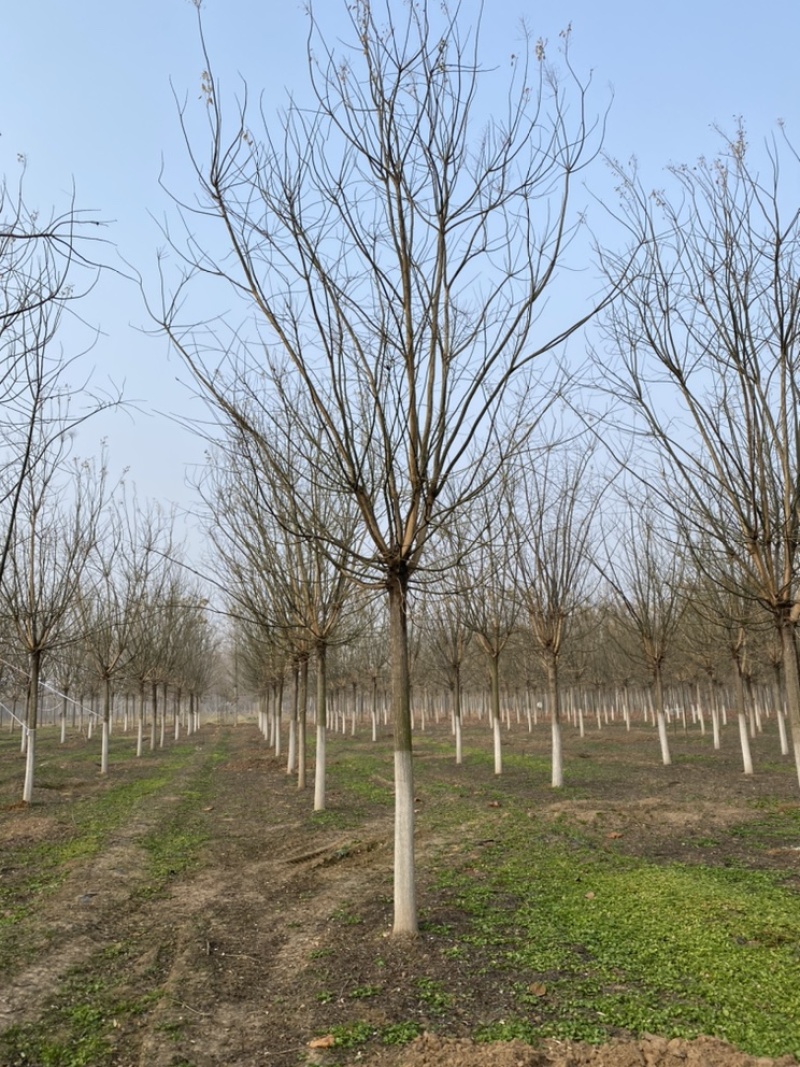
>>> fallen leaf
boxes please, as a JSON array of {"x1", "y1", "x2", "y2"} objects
[
  {"x1": 488, "y1": 800, "x2": 502, "y2": 808},
  {"x1": 585, "y1": 891, "x2": 596, "y2": 900},
  {"x1": 529, "y1": 982, "x2": 547, "y2": 997},
  {"x1": 308, "y1": 1034, "x2": 336, "y2": 1049},
  {"x1": 606, "y1": 831, "x2": 622, "y2": 839}
]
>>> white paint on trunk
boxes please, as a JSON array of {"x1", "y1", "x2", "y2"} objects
[
  {"x1": 314, "y1": 723, "x2": 326, "y2": 811},
  {"x1": 778, "y1": 709, "x2": 789, "y2": 756},
  {"x1": 22, "y1": 728, "x2": 35, "y2": 803},
  {"x1": 656, "y1": 711, "x2": 672, "y2": 765},
  {"x1": 101, "y1": 721, "x2": 109, "y2": 775},
  {"x1": 737, "y1": 712, "x2": 754, "y2": 775},
  {"x1": 393, "y1": 747, "x2": 417, "y2": 936},
  {"x1": 492, "y1": 716, "x2": 502, "y2": 775},
  {"x1": 551, "y1": 719, "x2": 563, "y2": 788}
]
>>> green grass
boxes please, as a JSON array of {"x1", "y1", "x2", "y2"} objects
[
  {"x1": 0, "y1": 969, "x2": 162, "y2": 1067},
  {"x1": 0, "y1": 733, "x2": 227, "y2": 967},
  {"x1": 436, "y1": 810, "x2": 800, "y2": 1057}
]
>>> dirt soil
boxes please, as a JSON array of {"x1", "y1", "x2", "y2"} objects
[{"x1": 2, "y1": 718, "x2": 800, "y2": 1067}]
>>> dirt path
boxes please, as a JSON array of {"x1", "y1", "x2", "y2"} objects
[{"x1": 1, "y1": 721, "x2": 799, "y2": 1067}]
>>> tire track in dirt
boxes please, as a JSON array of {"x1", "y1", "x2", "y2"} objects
[{"x1": 131, "y1": 806, "x2": 395, "y2": 1067}]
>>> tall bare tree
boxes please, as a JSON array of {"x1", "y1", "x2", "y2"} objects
[
  {"x1": 596, "y1": 126, "x2": 800, "y2": 785},
  {"x1": 158, "y1": 1, "x2": 609, "y2": 934}
]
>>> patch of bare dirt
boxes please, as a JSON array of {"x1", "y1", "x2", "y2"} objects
[{"x1": 360, "y1": 1032, "x2": 798, "y2": 1067}]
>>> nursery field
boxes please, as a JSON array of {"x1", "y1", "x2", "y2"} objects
[{"x1": 2, "y1": 713, "x2": 800, "y2": 1067}]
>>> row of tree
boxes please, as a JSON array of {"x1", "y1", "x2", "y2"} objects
[
  {"x1": 5, "y1": 0, "x2": 800, "y2": 941},
  {"x1": 148, "y1": 1, "x2": 800, "y2": 935}
]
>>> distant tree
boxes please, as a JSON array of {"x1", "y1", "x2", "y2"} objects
[
  {"x1": 201, "y1": 427, "x2": 357, "y2": 810},
  {"x1": 511, "y1": 443, "x2": 600, "y2": 786},
  {"x1": 462, "y1": 485, "x2": 520, "y2": 776},
  {"x1": 596, "y1": 499, "x2": 686, "y2": 766},
  {"x1": 3, "y1": 449, "x2": 106, "y2": 801}
]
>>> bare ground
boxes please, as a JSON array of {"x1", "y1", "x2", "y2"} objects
[{"x1": 1, "y1": 716, "x2": 799, "y2": 1067}]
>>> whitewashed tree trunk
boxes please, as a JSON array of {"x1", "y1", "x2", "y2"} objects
[
  {"x1": 101, "y1": 677, "x2": 112, "y2": 775},
  {"x1": 778, "y1": 708, "x2": 789, "y2": 756},
  {"x1": 23, "y1": 728, "x2": 35, "y2": 803},
  {"x1": 389, "y1": 573, "x2": 417, "y2": 937},
  {"x1": 734, "y1": 665, "x2": 754, "y2": 775},
  {"x1": 313, "y1": 643, "x2": 327, "y2": 812},
  {"x1": 297, "y1": 657, "x2": 308, "y2": 790},
  {"x1": 654, "y1": 667, "x2": 671, "y2": 766},
  {"x1": 738, "y1": 713, "x2": 754, "y2": 775}
]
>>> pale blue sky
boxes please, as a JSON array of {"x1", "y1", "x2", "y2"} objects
[{"x1": 1, "y1": 0, "x2": 797, "y2": 549}]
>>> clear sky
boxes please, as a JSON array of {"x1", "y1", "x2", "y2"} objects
[{"x1": 1, "y1": 0, "x2": 797, "y2": 552}]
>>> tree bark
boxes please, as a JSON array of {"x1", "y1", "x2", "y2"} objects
[
  {"x1": 733, "y1": 659, "x2": 754, "y2": 775},
  {"x1": 654, "y1": 665, "x2": 672, "y2": 766},
  {"x1": 22, "y1": 648, "x2": 41, "y2": 803},
  {"x1": 454, "y1": 669, "x2": 463, "y2": 766},
  {"x1": 314, "y1": 642, "x2": 327, "y2": 812},
  {"x1": 101, "y1": 675, "x2": 112, "y2": 775},
  {"x1": 780, "y1": 620, "x2": 800, "y2": 787},
  {"x1": 546, "y1": 654, "x2": 563, "y2": 788},
  {"x1": 488, "y1": 654, "x2": 502, "y2": 776},
  {"x1": 388, "y1": 571, "x2": 417, "y2": 937},
  {"x1": 297, "y1": 657, "x2": 308, "y2": 790}
]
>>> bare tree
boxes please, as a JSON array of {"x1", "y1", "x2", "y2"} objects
[
  {"x1": 2, "y1": 447, "x2": 106, "y2": 801},
  {"x1": 462, "y1": 485, "x2": 519, "y2": 776},
  {"x1": 201, "y1": 428, "x2": 357, "y2": 810},
  {"x1": 78, "y1": 493, "x2": 173, "y2": 773},
  {"x1": 511, "y1": 443, "x2": 600, "y2": 786},
  {"x1": 0, "y1": 168, "x2": 116, "y2": 587},
  {"x1": 424, "y1": 583, "x2": 472, "y2": 765},
  {"x1": 157, "y1": 0, "x2": 609, "y2": 934},
  {"x1": 596, "y1": 126, "x2": 800, "y2": 785},
  {"x1": 596, "y1": 499, "x2": 686, "y2": 766}
]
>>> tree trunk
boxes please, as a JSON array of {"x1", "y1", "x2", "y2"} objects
[
  {"x1": 160, "y1": 682, "x2": 167, "y2": 748},
  {"x1": 314, "y1": 642, "x2": 327, "y2": 812},
  {"x1": 547, "y1": 654, "x2": 563, "y2": 788},
  {"x1": 274, "y1": 675, "x2": 283, "y2": 758},
  {"x1": 488, "y1": 654, "x2": 502, "y2": 776},
  {"x1": 287, "y1": 663, "x2": 298, "y2": 775},
  {"x1": 297, "y1": 657, "x2": 308, "y2": 789},
  {"x1": 137, "y1": 683, "x2": 145, "y2": 757},
  {"x1": 779, "y1": 619, "x2": 800, "y2": 787},
  {"x1": 150, "y1": 681, "x2": 158, "y2": 750},
  {"x1": 654, "y1": 664, "x2": 671, "y2": 766},
  {"x1": 372, "y1": 675, "x2": 378, "y2": 742},
  {"x1": 454, "y1": 668, "x2": 463, "y2": 766},
  {"x1": 388, "y1": 570, "x2": 417, "y2": 937},
  {"x1": 101, "y1": 675, "x2": 112, "y2": 775},
  {"x1": 23, "y1": 648, "x2": 41, "y2": 803},
  {"x1": 733, "y1": 658, "x2": 754, "y2": 775}
]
